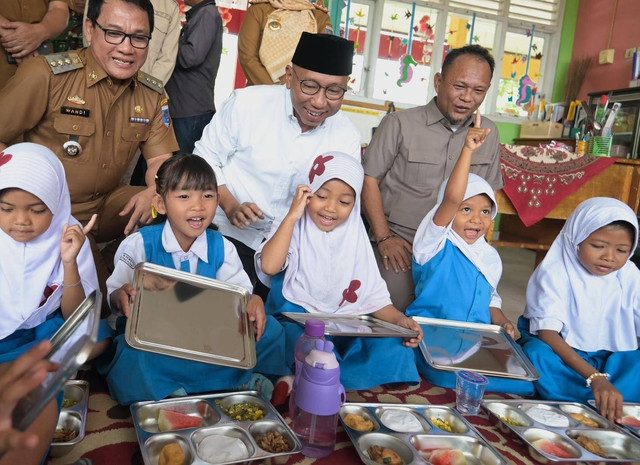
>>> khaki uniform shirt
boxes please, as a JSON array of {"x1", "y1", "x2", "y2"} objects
[
  {"x1": 238, "y1": 3, "x2": 332, "y2": 86},
  {"x1": 0, "y1": 0, "x2": 51, "y2": 89},
  {"x1": 81, "y1": 0, "x2": 181, "y2": 84},
  {"x1": 0, "y1": 48, "x2": 179, "y2": 214},
  {"x1": 363, "y1": 98, "x2": 504, "y2": 243}
]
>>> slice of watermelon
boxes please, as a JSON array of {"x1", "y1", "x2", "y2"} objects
[
  {"x1": 532, "y1": 438, "x2": 574, "y2": 459},
  {"x1": 621, "y1": 416, "x2": 640, "y2": 427},
  {"x1": 429, "y1": 449, "x2": 467, "y2": 465},
  {"x1": 157, "y1": 409, "x2": 202, "y2": 432}
]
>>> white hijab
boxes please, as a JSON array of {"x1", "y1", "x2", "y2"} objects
[
  {"x1": 258, "y1": 152, "x2": 391, "y2": 314},
  {"x1": 0, "y1": 143, "x2": 98, "y2": 339},
  {"x1": 414, "y1": 173, "x2": 502, "y2": 292},
  {"x1": 524, "y1": 197, "x2": 640, "y2": 352}
]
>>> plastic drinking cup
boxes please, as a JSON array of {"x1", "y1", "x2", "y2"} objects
[{"x1": 455, "y1": 370, "x2": 488, "y2": 415}]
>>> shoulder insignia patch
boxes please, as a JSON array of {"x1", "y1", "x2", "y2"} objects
[
  {"x1": 45, "y1": 52, "x2": 84, "y2": 75},
  {"x1": 137, "y1": 70, "x2": 164, "y2": 94}
]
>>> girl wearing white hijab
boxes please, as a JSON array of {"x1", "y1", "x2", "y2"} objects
[
  {"x1": 405, "y1": 121, "x2": 534, "y2": 396},
  {"x1": 256, "y1": 152, "x2": 422, "y2": 390},
  {"x1": 0, "y1": 143, "x2": 110, "y2": 364},
  {"x1": 519, "y1": 197, "x2": 640, "y2": 422}
]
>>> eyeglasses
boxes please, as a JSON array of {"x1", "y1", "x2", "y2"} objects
[
  {"x1": 94, "y1": 21, "x2": 151, "y2": 49},
  {"x1": 292, "y1": 68, "x2": 347, "y2": 101}
]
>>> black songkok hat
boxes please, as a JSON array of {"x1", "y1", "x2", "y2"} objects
[{"x1": 291, "y1": 32, "x2": 354, "y2": 76}]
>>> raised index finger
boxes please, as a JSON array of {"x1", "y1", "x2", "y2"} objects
[
  {"x1": 82, "y1": 214, "x2": 98, "y2": 235},
  {"x1": 475, "y1": 110, "x2": 482, "y2": 128}
]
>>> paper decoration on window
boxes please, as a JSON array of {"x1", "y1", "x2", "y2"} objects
[
  {"x1": 517, "y1": 25, "x2": 537, "y2": 106},
  {"x1": 397, "y1": 2, "x2": 417, "y2": 87}
]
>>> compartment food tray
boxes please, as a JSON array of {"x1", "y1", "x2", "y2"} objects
[
  {"x1": 340, "y1": 402, "x2": 507, "y2": 465},
  {"x1": 483, "y1": 399, "x2": 640, "y2": 463},
  {"x1": 130, "y1": 390, "x2": 302, "y2": 465},
  {"x1": 50, "y1": 380, "x2": 90, "y2": 457}
]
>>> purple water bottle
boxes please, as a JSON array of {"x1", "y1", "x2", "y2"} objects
[
  {"x1": 292, "y1": 340, "x2": 346, "y2": 458},
  {"x1": 289, "y1": 319, "x2": 325, "y2": 414}
]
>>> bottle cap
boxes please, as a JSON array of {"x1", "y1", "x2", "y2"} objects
[{"x1": 304, "y1": 319, "x2": 325, "y2": 337}]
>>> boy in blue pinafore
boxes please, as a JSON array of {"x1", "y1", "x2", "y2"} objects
[
  {"x1": 519, "y1": 197, "x2": 640, "y2": 422},
  {"x1": 405, "y1": 113, "x2": 534, "y2": 396},
  {"x1": 0, "y1": 143, "x2": 113, "y2": 465},
  {"x1": 102, "y1": 155, "x2": 287, "y2": 406},
  {"x1": 255, "y1": 152, "x2": 422, "y2": 392}
]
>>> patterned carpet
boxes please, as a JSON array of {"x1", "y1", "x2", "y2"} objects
[{"x1": 44, "y1": 364, "x2": 549, "y2": 465}]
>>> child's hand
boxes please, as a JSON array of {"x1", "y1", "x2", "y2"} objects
[
  {"x1": 592, "y1": 377, "x2": 623, "y2": 422},
  {"x1": 501, "y1": 321, "x2": 516, "y2": 339},
  {"x1": 111, "y1": 283, "x2": 136, "y2": 317},
  {"x1": 464, "y1": 111, "x2": 491, "y2": 152},
  {"x1": 397, "y1": 315, "x2": 423, "y2": 348},
  {"x1": 60, "y1": 214, "x2": 97, "y2": 264},
  {"x1": 247, "y1": 295, "x2": 266, "y2": 341},
  {"x1": 286, "y1": 185, "x2": 312, "y2": 223}
]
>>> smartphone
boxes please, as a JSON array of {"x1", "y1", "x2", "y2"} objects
[{"x1": 11, "y1": 291, "x2": 101, "y2": 431}]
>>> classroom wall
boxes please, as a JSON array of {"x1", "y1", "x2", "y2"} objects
[{"x1": 572, "y1": 0, "x2": 640, "y2": 100}]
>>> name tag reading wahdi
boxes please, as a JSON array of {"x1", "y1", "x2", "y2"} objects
[{"x1": 61, "y1": 106, "x2": 90, "y2": 118}]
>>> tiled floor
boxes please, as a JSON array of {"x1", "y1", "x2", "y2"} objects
[{"x1": 495, "y1": 247, "x2": 537, "y2": 324}]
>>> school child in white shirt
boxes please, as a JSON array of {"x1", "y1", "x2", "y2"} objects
[
  {"x1": 405, "y1": 115, "x2": 534, "y2": 395},
  {"x1": 0, "y1": 143, "x2": 110, "y2": 465},
  {"x1": 519, "y1": 197, "x2": 640, "y2": 421},
  {"x1": 102, "y1": 154, "x2": 287, "y2": 405},
  {"x1": 256, "y1": 151, "x2": 422, "y2": 392}
]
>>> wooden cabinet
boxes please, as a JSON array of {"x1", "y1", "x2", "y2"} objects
[
  {"x1": 491, "y1": 158, "x2": 640, "y2": 262},
  {"x1": 513, "y1": 137, "x2": 577, "y2": 151}
]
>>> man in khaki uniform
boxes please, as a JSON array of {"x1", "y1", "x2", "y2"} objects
[
  {"x1": 0, "y1": 0, "x2": 178, "y2": 290},
  {"x1": 81, "y1": 0, "x2": 180, "y2": 83},
  {"x1": 0, "y1": 0, "x2": 70, "y2": 89}
]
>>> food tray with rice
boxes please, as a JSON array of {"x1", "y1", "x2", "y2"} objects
[
  {"x1": 588, "y1": 400, "x2": 640, "y2": 438},
  {"x1": 130, "y1": 390, "x2": 302, "y2": 465},
  {"x1": 282, "y1": 313, "x2": 419, "y2": 338},
  {"x1": 50, "y1": 380, "x2": 90, "y2": 457},
  {"x1": 340, "y1": 402, "x2": 507, "y2": 465},
  {"x1": 483, "y1": 399, "x2": 640, "y2": 462}
]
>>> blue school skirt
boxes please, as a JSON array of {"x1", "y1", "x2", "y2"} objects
[
  {"x1": 517, "y1": 317, "x2": 640, "y2": 403},
  {"x1": 0, "y1": 309, "x2": 113, "y2": 364},
  {"x1": 265, "y1": 273, "x2": 420, "y2": 390}
]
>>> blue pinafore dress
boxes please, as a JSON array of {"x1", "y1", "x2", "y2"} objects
[
  {"x1": 101, "y1": 224, "x2": 287, "y2": 405},
  {"x1": 406, "y1": 240, "x2": 535, "y2": 396}
]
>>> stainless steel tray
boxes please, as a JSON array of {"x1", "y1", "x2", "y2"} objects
[
  {"x1": 483, "y1": 399, "x2": 640, "y2": 463},
  {"x1": 13, "y1": 291, "x2": 100, "y2": 431},
  {"x1": 588, "y1": 400, "x2": 640, "y2": 438},
  {"x1": 50, "y1": 380, "x2": 90, "y2": 457},
  {"x1": 130, "y1": 390, "x2": 302, "y2": 465},
  {"x1": 340, "y1": 402, "x2": 507, "y2": 464},
  {"x1": 282, "y1": 313, "x2": 419, "y2": 338},
  {"x1": 126, "y1": 262, "x2": 255, "y2": 369},
  {"x1": 413, "y1": 316, "x2": 540, "y2": 381}
]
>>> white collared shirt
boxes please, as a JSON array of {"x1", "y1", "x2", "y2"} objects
[
  {"x1": 194, "y1": 85, "x2": 362, "y2": 250},
  {"x1": 107, "y1": 222, "x2": 252, "y2": 310}
]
